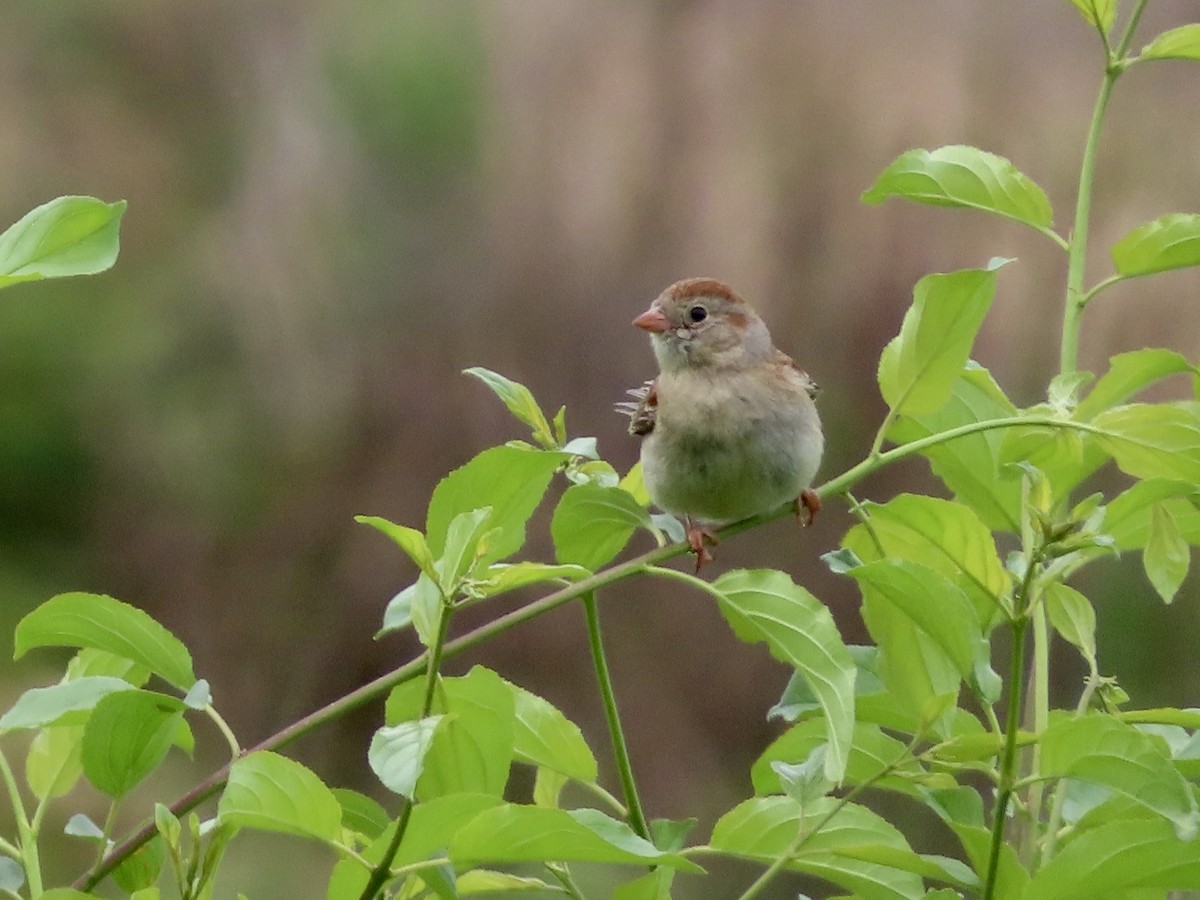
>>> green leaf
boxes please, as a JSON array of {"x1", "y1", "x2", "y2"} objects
[
  {"x1": 355, "y1": 516, "x2": 439, "y2": 582},
  {"x1": 332, "y1": 788, "x2": 390, "y2": 840},
  {"x1": 1040, "y1": 714, "x2": 1200, "y2": 838},
  {"x1": 426, "y1": 445, "x2": 567, "y2": 564},
  {"x1": 465, "y1": 561, "x2": 591, "y2": 599},
  {"x1": 888, "y1": 364, "x2": 1022, "y2": 531},
  {"x1": 0, "y1": 196, "x2": 126, "y2": 289},
  {"x1": 1093, "y1": 403, "x2": 1200, "y2": 483},
  {"x1": 878, "y1": 265, "x2": 1006, "y2": 416},
  {"x1": 1026, "y1": 817, "x2": 1200, "y2": 900},
  {"x1": 218, "y1": 751, "x2": 341, "y2": 841},
  {"x1": 1068, "y1": 0, "x2": 1116, "y2": 32},
  {"x1": 506, "y1": 680, "x2": 598, "y2": 783},
  {"x1": 368, "y1": 715, "x2": 444, "y2": 799},
  {"x1": 614, "y1": 868, "x2": 675, "y2": 900},
  {"x1": 711, "y1": 569, "x2": 856, "y2": 783},
  {"x1": 1044, "y1": 583, "x2": 1097, "y2": 671},
  {"x1": 25, "y1": 725, "x2": 83, "y2": 800},
  {"x1": 710, "y1": 796, "x2": 924, "y2": 900},
  {"x1": 1075, "y1": 349, "x2": 1196, "y2": 421},
  {"x1": 863, "y1": 145, "x2": 1053, "y2": 231},
  {"x1": 0, "y1": 858, "x2": 23, "y2": 892},
  {"x1": 551, "y1": 483, "x2": 653, "y2": 569},
  {"x1": 0, "y1": 677, "x2": 133, "y2": 732},
  {"x1": 1141, "y1": 24, "x2": 1200, "y2": 61},
  {"x1": 81, "y1": 691, "x2": 185, "y2": 797},
  {"x1": 385, "y1": 666, "x2": 515, "y2": 800},
  {"x1": 830, "y1": 846, "x2": 979, "y2": 890},
  {"x1": 449, "y1": 804, "x2": 702, "y2": 872},
  {"x1": 437, "y1": 507, "x2": 495, "y2": 592},
  {"x1": 464, "y1": 367, "x2": 556, "y2": 447},
  {"x1": 771, "y1": 744, "x2": 834, "y2": 806},
  {"x1": 111, "y1": 836, "x2": 164, "y2": 893},
  {"x1": 1112, "y1": 214, "x2": 1200, "y2": 277},
  {"x1": 842, "y1": 494, "x2": 1010, "y2": 627},
  {"x1": 1144, "y1": 504, "x2": 1190, "y2": 603},
  {"x1": 456, "y1": 870, "x2": 560, "y2": 893},
  {"x1": 378, "y1": 574, "x2": 442, "y2": 642},
  {"x1": 1105, "y1": 479, "x2": 1200, "y2": 550},
  {"x1": 39, "y1": 890, "x2": 95, "y2": 900},
  {"x1": 14, "y1": 592, "x2": 196, "y2": 691}
]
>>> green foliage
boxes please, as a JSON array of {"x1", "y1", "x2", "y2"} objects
[{"x1": 7, "y1": 6, "x2": 1200, "y2": 900}]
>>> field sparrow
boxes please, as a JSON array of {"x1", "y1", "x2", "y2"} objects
[{"x1": 621, "y1": 278, "x2": 823, "y2": 569}]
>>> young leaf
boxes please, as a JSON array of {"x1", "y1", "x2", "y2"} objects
[
  {"x1": 437, "y1": 507, "x2": 495, "y2": 593},
  {"x1": 218, "y1": 751, "x2": 342, "y2": 842},
  {"x1": 1044, "y1": 583, "x2": 1098, "y2": 672},
  {"x1": 368, "y1": 715, "x2": 444, "y2": 799},
  {"x1": 1075, "y1": 349, "x2": 1196, "y2": 421},
  {"x1": 1025, "y1": 817, "x2": 1200, "y2": 900},
  {"x1": 710, "y1": 796, "x2": 924, "y2": 899},
  {"x1": 711, "y1": 569, "x2": 856, "y2": 783},
  {"x1": 1068, "y1": 0, "x2": 1116, "y2": 33},
  {"x1": 1040, "y1": 714, "x2": 1200, "y2": 838},
  {"x1": 355, "y1": 516, "x2": 439, "y2": 582},
  {"x1": 1105, "y1": 479, "x2": 1200, "y2": 550},
  {"x1": 26, "y1": 725, "x2": 83, "y2": 800},
  {"x1": 1093, "y1": 403, "x2": 1200, "y2": 483},
  {"x1": 64, "y1": 813, "x2": 104, "y2": 839},
  {"x1": 385, "y1": 666, "x2": 516, "y2": 800},
  {"x1": 0, "y1": 196, "x2": 126, "y2": 289},
  {"x1": 551, "y1": 483, "x2": 653, "y2": 570},
  {"x1": 81, "y1": 691, "x2": 185, "y2": 797},
  {"x1": 0, "y1": 677, "x2": 133, "y2": 732},
  {"x1": 888, "y1": 364, "x2": 1021, "y2": 531},
  {"x1": 842, "y1": 494, "x2": 1011, "y2": 627},
  {"x1": 449, "y1": 804, "x2": 701, "y2": 871},
  {"x1": 1141, "y1": 24, "x2": 1200, "y2": 61},
  {"x1": 1143, "y1": 504, "x2": 1190, "y2": 604},
  {"x1": 14, "y1": 593, "x2": 196, "y2": 691},
  {"x1": 377, "y1": 573, "x2": 442, "y2": 643},
  {"x1": 1111, "y1": 214, "x2": 1200, "y2": 277},
  {"x1": 507, "y1": 680, "x2": 598, "y2": 783},
  {"x1": 426, "y1": 445, "x2": 568, "y2": 564},
  {"x1": 877, "y1": 264, "x2": 1006, "y2": 417},
  {"x1": 862, "y1": 145, "x2": 1054, "y2": 232},
  {"x1": 463, "y1": 367, "x2": 556, "y2": 447},
  {"x1": 465, "y1": 561, "x2": 590, "y2": 599}
]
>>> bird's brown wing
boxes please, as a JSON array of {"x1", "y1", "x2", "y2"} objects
[
  {"x1": 615, "y1": 378, "x2": 658, "y2": 436},
  {"x1": 772, "y1": 349, "x2": 820, "y2": 400}
]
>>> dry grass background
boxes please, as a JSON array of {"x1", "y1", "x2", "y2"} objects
[{"x1": 2, "y1": 2, "x2": 1199, "y2": 895}]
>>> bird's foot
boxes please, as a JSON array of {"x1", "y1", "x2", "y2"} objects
[
  {"x1": 795, "y1": 490, "x2": 821, "y2": 527},
  {"x1": 685, "y1": 519, "x2": 719, "y2": 572}
]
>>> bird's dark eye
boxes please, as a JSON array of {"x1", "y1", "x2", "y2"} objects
[{"x1": 688, "y1": 305, "x2": 708, "y2": 323}]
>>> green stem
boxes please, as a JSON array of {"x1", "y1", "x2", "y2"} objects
[
  {"x1": 79, "y1": 412, "x2": 1093, "y2": 890},
  {"x1": 356, "y1": 603, "x2": 454, "y2": 900},
  {"x1": 0, "y1": 751, "x2": 41, "y2": 898},
  {"x1": 1021, "y1": 603, "x2": 1051, "y2": 864},
  {"x1": 1040, "y1": 670, "x2": 1102, "y2": 866},
  {"x1": 582, "y1": 592, "x2": 651, "y2": 841},
  {"x1": 205, "y1": 705, "x2": 242, "y2": 760}
]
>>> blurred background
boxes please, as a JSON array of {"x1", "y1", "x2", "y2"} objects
[{"x1": 2, "y1": 1, "x2": 1200, "y2": 896}]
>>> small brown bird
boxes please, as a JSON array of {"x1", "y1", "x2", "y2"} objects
[{"x1": 622, "y1": 278, "x2": 823, "y2": 569}]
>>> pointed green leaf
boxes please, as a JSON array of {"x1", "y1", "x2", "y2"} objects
[
  {"x1": 551, "y1": 483, "x2": 653, "y2": 569},
  {"x1": 456, "y1": 870, "x2": 559, "y2": 893},
  {"x1": 1093, "y1": 403, "x2": 1200, "y2": 483},
  {"x1": 368, "y1": 715, "x2": 444, "y2": 798},
  {"x1": 465, "y1": 561, "x2": 591, "y2": 599},
  {"x1": 1144, "y1": 504, "x2": 1190, "y2": 603},
  {"x1": 878, "y1": 266, "x2": 1005, "y2": 416},
  {"x1": 506, "y1": 680, "x2": 598, "y2": 783},
  {"x1": 385, "y1": 666, "x2": 515, "y2": 800},
  {"x1": 463, "y1": 368, "x2": 555, "y2": 447},
  {"x1": 1040, "y1": 714, "x2": 1200, "y2": 838},
  {"x1": 427, "y1": 446, "x2": 567, "y2": 564},
  {"x1": 710, "y1": 796, "x2": 924, "y2": 900},
  {"x1": 218, "y1": 751, "x2": 341, "y2": 841},
  {"x1": 1076, "y1": 349, "x2": 1196, "y2": 421},
  {"x1": 1068, "y1": 0, "x2": 1116, "y2": 32},
  {"x1": 1044, "y1": 583, "x2": 1097, "y2": 671},
  {"x1": 377, "y1": 573, "x2": 442, "y2": 643},
  {"x1": 830, "y1": 846, "x2": 979, "y2": 890},
  {"x1": 437, "y1": 507, "x2": 495, "y2": 592},
  {"x1": 0, "y1": 677, "x2": 134, "y2": 732},
  {"x1": 614, "y1": 868, "x2": 675, "y2": 900},
  {"x1": 1106, "y1": 479, "x2": 1200, "y2": 550},
  {"x1": 14, "y1": 593, "x2": 196, "y2": 691},
  {"x1": 449, "y1": 804, "x2": 701, "y2": 871},
  {"x1": 863, "y1": 145, "x2": 1053, "y2": 231},
  {"x1": 1112, "y1": 214, "x2": 1200, "y2": 277},
  {"x1": 1141, "y1": 24, "x2": 1200, "y2": 61},
  {"x1": 888, "y1": 364, "x2": 1021, "y2": 531},
  {"x1": 1026, "y1": 817, "x2": 1200, "y2": 900},
  {"x1": 81, "y1": 691, "x2": 185, "y2": 797},
  {"x1": 842, "y1": 494, "x2": 1010, "y2": 627},
  {"x1": 332, "y1": 789, "x2": 389, "y2": 840},
  {"x1": 26, "y1": 725, "x2": 83, "y2": 800},
  {"x1": 711, "y1": 569, "x2": 855, "y2": 782},
  {"x1": 355, "y1": 516, "x2": 438, "y2": 582},
  {"x1": 0, "y1": 196, "x2": 126, "y2": 289}
]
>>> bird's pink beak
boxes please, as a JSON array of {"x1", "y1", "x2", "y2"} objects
[{"x1": 633, "y1": 307, "x2": 670, "y2": 333}]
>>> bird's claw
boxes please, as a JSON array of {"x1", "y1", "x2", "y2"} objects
[
  {"x1": 795, "y1": 490, "x2": 821, "y2": 527},
  {"x1": 685, "y1": 520, "x2": 719, "y2": 572}
]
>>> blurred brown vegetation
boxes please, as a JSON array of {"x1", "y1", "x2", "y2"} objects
[{"x1": 2, "y1": 1, "x2": 1200, "y2": 895}]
